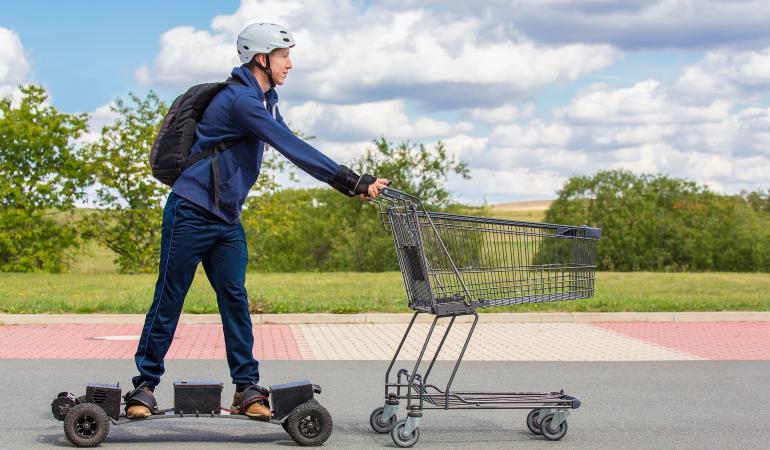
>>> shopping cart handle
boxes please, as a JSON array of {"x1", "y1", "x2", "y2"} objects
[
  {"x1": 380, "y1": 186, "x2": 412, "y2": 201},
  {"x1": 380, "y1": 187, "x2": 421, "y2": 203}
]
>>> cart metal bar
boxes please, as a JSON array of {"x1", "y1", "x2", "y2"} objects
[
  {"x1": 384, "y1": 311, "x2": 421, "y2": 398},
  {"x1": 380, "y1": 187, "x2": 473, "y2": 304},
  {"x1": 442, "y1": 313, "x2": 478, "y2": 409},
  {"x1": 421, "y1": 315, "x2": 456, "y2": 388},
  {"x1": 406, "y1": 315, "x2": 440, "y2": 409}
]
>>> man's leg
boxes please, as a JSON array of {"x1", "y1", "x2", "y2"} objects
[
  {"x1": 201, "y1": 222, "x2": 269, "y2": 418},
  {"x1": 132, "y1": 193, "x2": 215, "y2": 389},
  {"x1": 201, "y1": 222, "x2": 260, "y2": 387}
]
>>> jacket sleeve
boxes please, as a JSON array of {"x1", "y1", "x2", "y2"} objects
[
  {"x1": 274, "y1": 106, "x2": 294, "y2": 134},
  {"x1": 231, "y1": 94, "x2": 339, "y2": 183}
]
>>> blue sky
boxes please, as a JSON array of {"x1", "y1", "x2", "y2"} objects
[
  {"x1": 3, "y1": 0, "x2": 238, "y2": 113},
  {"x1": 2, "y1": 0, "x2": 769, "y2": 203}
]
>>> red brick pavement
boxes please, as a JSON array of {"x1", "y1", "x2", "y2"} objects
[
  {"x1": 2, "y1": 322, "x2": 769, "y2": 360},
  {"x1": 0, "y1": 324, "x2": 302, "y2": 360},
  {"x1": 595, "y1": 322, "x2": 770, "y2": 360}
]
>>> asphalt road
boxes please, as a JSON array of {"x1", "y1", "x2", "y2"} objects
[{"x1": 3, "y1": 359, "x2": 769, "y2": 449}]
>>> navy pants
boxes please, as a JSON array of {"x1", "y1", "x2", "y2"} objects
[{"x1": 132, "y1": 192, "x2": 259, "y2": 389}]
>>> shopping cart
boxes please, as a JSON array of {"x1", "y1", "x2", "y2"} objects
[{"x1": 368, "y1": 187, "x2": 601, "y2": 447}]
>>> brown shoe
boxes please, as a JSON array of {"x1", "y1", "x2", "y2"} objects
[
  {"x1": 126, "y1": 404, "x2": 151, "y2": 418},
  {"x1": 124, "y1": 383, "x2": 157, "y2": 419},
  {"x1": 232, "y1": 385, "x2": 271, "y2": 419}
]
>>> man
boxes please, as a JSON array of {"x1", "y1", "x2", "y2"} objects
[{"x1": 125, "y1": 22, "x2": 388, "y2": 419}]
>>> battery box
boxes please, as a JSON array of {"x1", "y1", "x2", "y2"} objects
[
  {"x1": 86, "y1": 383, "x2": 122, "y2": 420},
  {"x1": 173, "y1": 381, "x2": 223, "y2": 414},
  {"x1": 271, "y1": 380, "x2": 314, "y2": 420}
]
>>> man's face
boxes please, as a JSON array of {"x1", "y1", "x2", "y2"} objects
[{"x1": 268, "y1": 48, "x2": 293, "y2": 86}]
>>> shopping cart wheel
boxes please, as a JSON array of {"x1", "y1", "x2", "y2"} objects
[
  {"x1": 540, "y1": 413, "x2": 568, "y2": 441},
  {"x1": 370, "y1": 406, "x2": 397, "y2": 433},
  {"x1": 391, "y1": 419, "x2": 420, "y2": 448},
  {"x1": 526, "y1": 409, "x2": 543, "y2": 435},
  {"x1": 63, "y1": 402, "x2": 110, "y2": 447}
]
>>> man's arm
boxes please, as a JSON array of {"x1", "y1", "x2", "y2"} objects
[
  {"x1": 273, "y1": 106, "x2": 294, "y2": 134},
  {"x1": 232, "y1": 94, "x2": 384, "y2": 197},
  {"x1": 233, "y1": 94, "x2": 338, "y2": 182}
]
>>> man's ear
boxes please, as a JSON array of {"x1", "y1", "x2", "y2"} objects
[{"x1": 257, "y1": 53, "x2": 268, "y2": 66}]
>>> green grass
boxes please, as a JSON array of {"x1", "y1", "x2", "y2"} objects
[
  {"x1": 0, "y1": 271, "x2": 768, "y2": 314},
  {"x1": 14, "y1": 207, "x2": 768, "y2": 314},
  {"x1": 487, "y1": 209, "x2": 546, "y2": 223},
  {"x1": 70, "y1": 240, "x2": 118, "y2": 274}
]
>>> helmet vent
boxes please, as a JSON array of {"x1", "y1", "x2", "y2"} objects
[
  {"x1": 280, "y1": 30, "x2": 288, "y2": 34},
  {"x1": 283, "y1": 38, "x2": 290, "y2": 42},
  {"x1": 243, "y1": 45, "x2": 250, "y2": 50}
]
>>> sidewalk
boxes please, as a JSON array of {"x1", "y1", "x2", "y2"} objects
[
  {"x1": 3, "y1": 311, "x2": 770, "y2": 325},
  {"x1": 1, "y1": 312, "x2": 769, "y2": 361}
]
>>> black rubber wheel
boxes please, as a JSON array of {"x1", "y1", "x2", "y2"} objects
[
  {"x1": 286, "y1": 400, "x2": 333, "y2": 446},
  {"x1": 51, "y1": 392, "x2": 77, "y2": 421},
  {"x1": 526, "y1": 409, "x2": 542, "y2": 435},
  {"x1": 63, "y1": 403, "x2": 110, "y2": 447},
  {"x1": 369, "y1": 406, "x2": 397, "y2": 434},
  {"x1": 390, "y1": 419, "x2": 420, "y2": 448},
  {"x1": 540, "y1": 414, "x2": 568, "y2": 441}
]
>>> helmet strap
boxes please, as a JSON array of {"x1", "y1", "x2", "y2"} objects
[{"x1": 253, "y1": 54, "x2": 276, "y2": 88}]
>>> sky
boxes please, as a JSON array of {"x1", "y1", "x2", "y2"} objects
[{"x1": 2, "y1": 0, "x2": 769, "y2": 204}]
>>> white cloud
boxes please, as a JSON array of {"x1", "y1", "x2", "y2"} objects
[
  {"x1": 78, "y1": 101, "x2": 120, "y2": 145},
  {"x1": 137, "y1": 26, "x2": 236, "y2": 85},
  {"x1": 446, "y1": 167, "x2": 567, "y2": 204},
  {"x1": 561, "y1": 80, "x2": 731, "y2": 125},
  {"x1": 283, "y1": 99, "x2": 472, "y2": 141},
  {"x1": 135, "y1": 0, "x2": 619, "y2": 107},
  {"x1": 389, "y1": 0, "x2": 770, "y2": 49},
  {"x1": 468, "y1": 104, "x2": 534, "y2": 124},
  {"x1": 675, "y1": 46, "x2": 770, "y2": 100},
  {"x1": 0, "y1": 27, "x2": 31, "y2": 98},
  {"x1": 125, "y1": 1, "x2": 770, "y2": 203}
]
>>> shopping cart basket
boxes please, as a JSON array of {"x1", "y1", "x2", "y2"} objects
[{"x1": 368, "y1": 187, "x2": 601, "y2": 447}]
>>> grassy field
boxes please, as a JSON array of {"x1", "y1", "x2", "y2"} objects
[
  {"x1": 4, "y1": 203, "x2": 765, "y2": 314},
  {"x1": 0, "y1": 271, "x2": 768, "y2": 314}
]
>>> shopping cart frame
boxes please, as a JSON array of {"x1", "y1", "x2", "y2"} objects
[{"x1": 368, "y1": 187, "x2": 600, "y2": 447}]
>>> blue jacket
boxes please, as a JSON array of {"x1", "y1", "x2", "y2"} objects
[{"x1": 172, "y1": 65, "x2": 340, "y2": 224}]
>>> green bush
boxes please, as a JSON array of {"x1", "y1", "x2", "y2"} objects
[
  {"x1": 242, "y1": 187, "x2": 397, "y2": 271},
  {"x1": 87, "y1": 93, "x2": 168, "y2": 273},
  {"x1": 545, "y1": 170, "x2": 770, "y2": 272},
  {"x1": 0, "y1": 85, "x2": 90, "y2": 272},
  {"x1": 241, "y1": 138, "x2": 471, "y2": 272}
]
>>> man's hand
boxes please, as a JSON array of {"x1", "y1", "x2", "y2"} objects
[{"x1": 361, "y1": 178, "x2": 389, "y2": 200}]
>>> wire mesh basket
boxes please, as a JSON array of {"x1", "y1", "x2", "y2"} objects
[{"x1": 376, "y1": 187, "x2": 601, "y2": 315}]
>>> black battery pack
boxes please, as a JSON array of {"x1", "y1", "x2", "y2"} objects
[
  {"x1": 173, "y1": 381, "x2": 223, "y2": 414},
  {"x1": 271, "y1": 380, "x2": 314, "y2": 420},
  {"x1": 86, "y1": 383, "x2": 122, "y2": 420}
]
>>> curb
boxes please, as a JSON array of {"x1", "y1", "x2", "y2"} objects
[{"x1": 1, "y1": 311, "x2": 770, "y2": 325}]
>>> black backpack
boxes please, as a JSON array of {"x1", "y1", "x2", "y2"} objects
[{"x1": 150, "y1": 78, "x2": 243, "y2": 186}]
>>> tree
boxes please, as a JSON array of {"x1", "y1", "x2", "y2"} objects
[
  {"x1": 353, "y1": 138, "x2": 470, "y2": 209},
  {"x1": 89, "y1": 91, "x2": 302, "y2": 272},
  {"x1": 0, "y1": 85, "x2": 90, "y2": 272},
  {"x1": 242, "y1": 137, "x2": 471, "y2": 272},
  {"x1": 89, "y1": 92, "x2": 169, "y2": 273},
  {"x1": 545, "y1": 170, "x2": 770, "y2": 272}
]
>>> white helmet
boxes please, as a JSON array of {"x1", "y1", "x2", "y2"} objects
[{"x1": 237, "y1": 23, "x2": 295, "y2": 65}]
